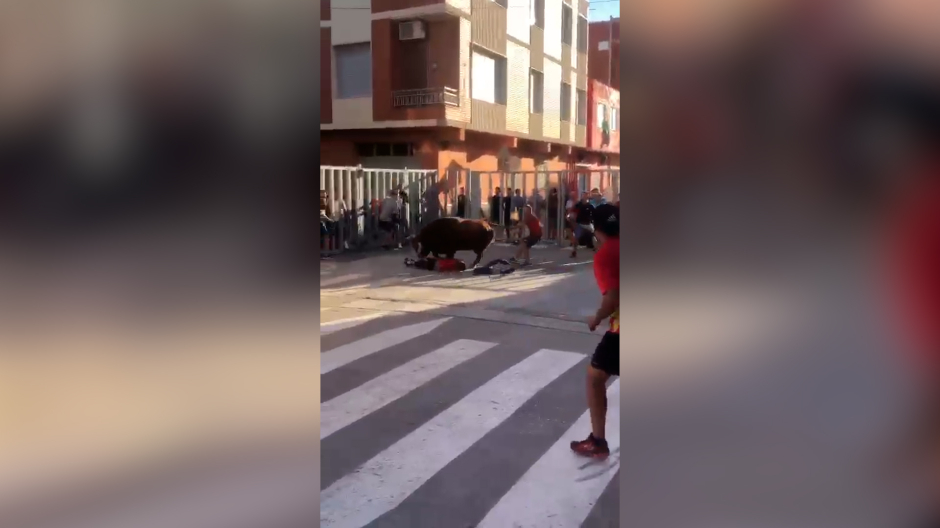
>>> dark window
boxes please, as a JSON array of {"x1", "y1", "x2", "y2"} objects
[
  {"x1": 531, "y1": 0, "x2": 545, "y2": 28},
  {"x1": 529, "y1": 70, "x2": 543, "y2": 114},
  {"x1": 576, "y1": 89, "x2": 587, "y2": 125},
  {"x1": 495, "y1": 55, "x2": 508, "y2": 105},
  {"x1": 561, "y1": 3, "x2": 573, "y2": 45},
  {"x1": 577, "y1": 16, "x2": 588, "y2": 53},
  {"x1": 355, "y1": 143, "x2": 375, "y2": 157},
  {"x1": 391, "y1": 143, "x2": 411, "y2": 156},
  {"x1": 561, "y1": 82, "x2": 571, "y2": 121},
  {"x1": 374, "y1": 143, "x2": 392, "y2": 156}
]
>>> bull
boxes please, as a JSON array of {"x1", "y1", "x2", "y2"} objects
[{"x1": 410, "y1": 217, "x2": 495, "y2": 267}]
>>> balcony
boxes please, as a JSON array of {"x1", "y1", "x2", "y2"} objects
[{"x1": 392, "y1": 87, "x2": 459, "y2": 108}]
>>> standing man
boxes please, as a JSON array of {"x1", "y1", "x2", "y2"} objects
[
  {"x1": 510, "y1": 204, "x2": 542, "y2": 266},
  {"x1": 423, "y1": 178, "x2": 445, "y2": 226},
  {"x1": 569, "y1": 192, "x2": 596, "y2": 257},
  {"x1": 457, "y1": 186, "x2": 467, "y2": 218},
  {"x1": 378, "y1": 189, "x2": 402, "y2": 249},
  {"x1": 512, "y1": 189, "x2": 526, "y2": 223},
  {"x1": 570, "y1": 203, "x2": 619, "y2": 459}
]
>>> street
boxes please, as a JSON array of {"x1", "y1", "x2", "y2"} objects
[{"x1": 319, "y1": 244, "x2": 620, "y2": 528}]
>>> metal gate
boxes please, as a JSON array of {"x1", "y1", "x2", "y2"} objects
[{"x1": 320, "y1": 166, "x2": 620, "y2": 255}]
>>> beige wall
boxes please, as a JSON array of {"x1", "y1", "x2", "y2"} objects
[
  {"x1": 542, "y1": 58, "x2": 561, "y2": 138},
  {"x1": 505, "y1": 40, "x2": 530, "y2": 134},
  {"x1": 330, "y1": 0, "x2": 371, "y2": 45},
  {"x1": 332, "y1": 97, "x2": 375, "y2": 128}
]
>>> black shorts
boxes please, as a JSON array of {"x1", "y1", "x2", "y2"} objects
[
  {"x1": 379, "y1": 220, "x2": 395, "y2": 232},
  {"x1": 524, "y1": 235, "x2": 541, "y2": 248},
  {"x1": 590, "y1": 331, "x2": 619, "y2": 376}
]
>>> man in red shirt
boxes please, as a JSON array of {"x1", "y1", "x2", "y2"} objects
[
  {"x1": 511, "y1": 205, "x2": 542, "y2": 266},
  {"x1": 571, "y1": 204, "x2": 620, "y2": 459}
]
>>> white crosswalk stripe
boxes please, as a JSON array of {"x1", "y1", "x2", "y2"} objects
[
  {"x1": 320, "y1": 312, "x2": 389, "y2": 335},
  {"x1": 476, "y1": 380, "x2": 622, "y2": 528},
  {"x1": 320, "y1": 317, "x2": 451, "y2": 374},
  {"x1": 320, "y1": 339, "x2": 496, "y2": 439},
  {"x1": 320, "y1": 318, "x2": 620, "y2": 528}
]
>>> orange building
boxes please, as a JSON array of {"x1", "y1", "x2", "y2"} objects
[{"x1": 320, "y1": 0, "x2": 597, "y2": 177}]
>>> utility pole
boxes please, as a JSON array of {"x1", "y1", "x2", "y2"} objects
[
  {"x1": 607, "y1": 16, "x2": 614, "y2": 184},
  {"x1": 608, "y1": 16, "x2": 613, "y2": 88}
]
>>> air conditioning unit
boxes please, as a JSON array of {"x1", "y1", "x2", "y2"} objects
[{"x1": 398, "y1": 20, "x2": 426, "y2": 41}]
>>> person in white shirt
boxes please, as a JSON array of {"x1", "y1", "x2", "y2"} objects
[{"x1": 378, "y1": 190, "x2": 402, "y2": 249}]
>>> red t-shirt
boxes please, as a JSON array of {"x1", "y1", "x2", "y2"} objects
[
  {"x1": 525, "y1": 213, "x2": 542, "y2": 238},
  {"x1": 436, "y1": 258, "x2": 463, "y2": 272},
  {"x1": 593, "y1": 237, "x2": 620, "y2": 333},
  {"x1": 890, "y1": 174, "x2": 940, "y2": 374}
]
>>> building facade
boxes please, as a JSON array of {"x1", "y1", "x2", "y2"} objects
[
  {"x1": 584, "y1": 79, "x2": 619, "y2": 167},
  {"x1": 320, "y1": 0, "x2": 592, "y2": 177},
  {"x1": 586, "y1": 17, "x2": 619, "y2": 91}
]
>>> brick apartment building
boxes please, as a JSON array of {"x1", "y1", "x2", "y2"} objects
[
  {"x1": 320, "y1": 0, "x2": 596, "y2": 181},
  {"x1": 586, "y1": 17, "x2": 619, "y2": 91},
  {"x1": 584, "y1": 79, "x2": 619, "y2": 167}
]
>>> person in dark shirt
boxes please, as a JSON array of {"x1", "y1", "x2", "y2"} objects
[
  {"x1": 456, "y1": 186, "x2": 467, "y2": 218},
  {"x1": 489, "y1": 187, "x2": 503, "y2": 223},
  {"x1": 569, "y1": 192, "x2": 596, "y2": 257},
  {"x1": 502, "y1": 189, "x2": 513, "y2": 239},
  {"x1": 547, "y1": 188, "x2": 560, "y2": 240}
]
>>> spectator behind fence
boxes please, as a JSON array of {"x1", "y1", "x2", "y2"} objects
[
  {"x1": 457, "y1": 186, "x2": 467, "y2": 218},
  {"x1": 423, "y1": 178, "x2": 445, "y2": 225},
  {"x1": 379, "y1": 189, "x2": 402, "y2": 249},
  {"x1": 547, "y1": 187, "x2": 559, "y2": 240},
  {"x1": 512, "y1": 189, "x2": 525, "y2": 222}
]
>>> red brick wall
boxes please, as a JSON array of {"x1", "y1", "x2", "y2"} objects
[
  {"x1": 587, "y1": 19, "x2": 619, "y2": 90},
  {"x1": 372, "y1": 19, "x2": 451, "y2": 123},
  {"x1": 586, "y1": 80, "x2": 619, "y2": 153},
  {"x1": 320, "y1": 139, "x2": 357, "y2": 166},
  {"x1": 321, "y1": 0, "x2": 330, "y2": 21},
  {"x1": 427, "y1": 19, "x2": 460, "y2": 90},
  {"x1": 321, "y1": 28, "x2": 332, "y2": 124}
]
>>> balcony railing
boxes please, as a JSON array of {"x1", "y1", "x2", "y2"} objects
[{"x1": 392, "y1": 87, "x2": 459, "y2": 108}]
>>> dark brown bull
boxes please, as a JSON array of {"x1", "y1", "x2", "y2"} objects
[{"x1": 411, "y1": 217, "x2": 495, "y2": 267}]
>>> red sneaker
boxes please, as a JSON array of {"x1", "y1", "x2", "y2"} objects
[{"x1": 570, "y1": 433, "x2": 610, "y2": 460}]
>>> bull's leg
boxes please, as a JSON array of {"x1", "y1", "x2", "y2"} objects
[
  {"x1": 446, "y1": 252, "x2": 456, "y2": 260},
  {"x1": 471, "y1": 251, "x2": 483, "y2": 267}
]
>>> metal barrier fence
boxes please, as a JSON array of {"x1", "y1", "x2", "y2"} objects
[{"x1": 320, "y1": 166, "x2": 620, "y2": 256}]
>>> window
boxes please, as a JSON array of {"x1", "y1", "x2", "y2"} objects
[
  {"x1": 472, "y1": 49, "x2": 507, "y2": 105},
  {"x1": 560, "y1": 82, "x2": 571, "y2": 121},
  {"x1": 596, "y1": 102, "x2": 607, "y2": 126},
  {"x1": 530, "y1": 0, "x2": 544, "y2": 28},
  {"x1": 610, "y1": 108, "x2": 618, "y2": 130},
  {"x1": 576, "y1": 89, "x2": 587, "y2": 125},
  {"x1": 495, "y1": 56, "x2": 507, "y2": 104},
  {"x1": 561, "y1": 3, "x2": 573, "y2": 45},
  {"x1": 529, "y1": 70, "x2": 543, "y2": 113},
  {"x1": 577, "y1": 16, "x2": 588, "y2": 53},
  {"x1": 334, "y1": 43, "x2": 372, "y2": 99},
  {"x1": 598, "y1": 40, "x2": 610, "y2": 51}
]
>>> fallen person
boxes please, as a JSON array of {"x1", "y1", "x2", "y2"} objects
[{"x1": 404, "y1": 256, "x2": 467, "y2": 272}]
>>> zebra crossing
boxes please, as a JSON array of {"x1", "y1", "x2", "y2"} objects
[{"x1": 320, "y1": 314, "x2": 620, "y2": 528}]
